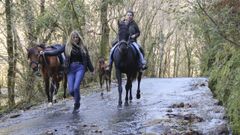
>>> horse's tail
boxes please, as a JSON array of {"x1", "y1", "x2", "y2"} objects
[{"x1": 131, "y1": 71, "x2": 138, "y2": 81}]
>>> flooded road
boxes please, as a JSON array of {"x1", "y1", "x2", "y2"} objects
[{"x1": 0, "y1": 78, "x2": 229, "y2": 135}]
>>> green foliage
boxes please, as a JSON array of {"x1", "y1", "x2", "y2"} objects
[
  {"x1": 36, "y1": 12, "x2": 56, "y2": 29},
  {"x1": 191, "y1": 1, "x2": 240, "y2": 134}
]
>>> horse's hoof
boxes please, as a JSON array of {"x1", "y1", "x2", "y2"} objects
[
  {"x1": 72, "y1": 109, "x2": 79, "y2": 114},
  {"x1": 124, "y1": 102, "x2": 129, "y2": 106},
  {"x1": 136, "y1": 94, "x2": 141, "y2": 99},
  {"x1": 48, "y1": 102, "x2": 53, "y2": 107},
  {"x1": 118, "y1": 104, "x2": 122, "y2": 108},
  {"x1": 118, "y1": 101, "x2": 122, "y2": 106},
  {"x1": 101, "y1": 93, "x2": 103, "y2": 96},
  {"x1": 53, "y1": 95, "x2": 57, "y2": 103}
]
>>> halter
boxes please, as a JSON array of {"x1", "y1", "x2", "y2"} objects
[
  {"x1": 29, "y1": 53, "x2": 46, "y2": 76},
  {"x1": 117, "y1": 40, "x2": 129, "y2": 53},
  {"x1": 118, "y1": 40, "x2": 128, "y2": 45}
]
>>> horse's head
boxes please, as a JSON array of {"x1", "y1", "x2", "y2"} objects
[
  {"x1": 118, "y1": 20, "x2": 129, "y2": 42},
  {"x1": 98, "y1": 57, "x2": 106, "y2": 71},
  {"x1": 27, "y1": 44, "x2": 45, "y2": 76},
  {"x1": 117, "y1": 20, "x2": 130, "y2": 55}
]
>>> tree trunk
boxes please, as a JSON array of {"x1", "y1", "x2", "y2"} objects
[
  {"x1": 158, "y1": 30, "x2": 165, "y2": 77},
  {"x1": 20, "y1": 0, "x2": 37, "y2": 46},
  {"x1": 140, "y1": 10, "x2": 158, "y2": 51},
  {"x1": 158, "y1": 29, "x2": 174, "y2": 77},
  {"x1": 20, "y1": 0, "x2": 36, "y2": 102},
  {"x1": 184, "y1": 39, "x2": 192, "y2": 77},
  {"x1": 6, "y1": 0, "x2": 16, "y2": 107},
  {"x1": 100, "y1": 0, "x2": 110, "y2": 59},
  {"x1": 40, "y1": 0, "x2": 45, "y2": 15}
]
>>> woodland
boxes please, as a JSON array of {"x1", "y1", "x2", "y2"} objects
[{"x1": 0, "y1": 0, "x2": 240, "y2": 134}]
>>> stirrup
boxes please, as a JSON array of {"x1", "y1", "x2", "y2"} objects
[{"x1": 142, "y1": 65, "x2": 147, "y2": 70}]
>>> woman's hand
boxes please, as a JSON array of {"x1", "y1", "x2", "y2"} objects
[{"x1": 39, "y1": 51, "x2": 44, "y2": 55}]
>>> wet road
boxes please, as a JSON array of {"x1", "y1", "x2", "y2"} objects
[{"x1": 0, "y1": 78, "x2": 229, "y2": 135}]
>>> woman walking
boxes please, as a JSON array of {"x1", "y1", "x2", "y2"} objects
[{"x1": 41, "y1": 30, "x2": 94, "y2": 113}]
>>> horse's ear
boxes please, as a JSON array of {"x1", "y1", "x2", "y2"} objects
[
  {"x1": 117, "y1": 20, "x2": 121, "y2": 26},
  {"x1": 31, "y1": 41, "x2": 38, "y2": 46},
  {"x1": 39, "y1": 43, "x2": 46, "y2": 48}
]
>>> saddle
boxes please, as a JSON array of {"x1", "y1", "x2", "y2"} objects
[
  {"x1": 45, "y1": 45, "x2": 65, "y2": 77},
  {"x1": 46, "y1": 45, "x2": 65, "y2": 65},
  {"x1": 111, "y1": 41, "x2": 139, "y2": 60}
]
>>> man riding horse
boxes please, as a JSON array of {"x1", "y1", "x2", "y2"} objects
[{"x1": 109, "y1": 10, "x2": 147, "y2": 71}]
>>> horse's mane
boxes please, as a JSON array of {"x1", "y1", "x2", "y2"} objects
[
  {"x1": 118, "y1": 21, "x2": 129, "y2": 40},
  {"x1": 36, "y1": 43, "x2": 46, "y2": 49}
]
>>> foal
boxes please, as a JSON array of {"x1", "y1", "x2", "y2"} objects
[{"x1": 98, "y1": 57, "x2": 111, "y2": 96}]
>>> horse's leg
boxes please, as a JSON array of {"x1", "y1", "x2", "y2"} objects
[
  {"x1": 109, "y1": 72, "x2": 111, "y2": 91},
  {"x1": 99, "y1": 75, "x2": 103, "y2": 89},
  {"x1": 49, "y1": 78, "x2": 54, "y2": 103},
  {"x1": 137, "y1": 72, "x2": 142, "y2": 99},
  {"x1": 125, "y1": 74, "x2": 132, "y2": 106},
  {"x1": 44, "y1": 77, "x2": 50, "y2": 103},
  {"x1": 105, "y1": 78, "x2": 109, "y2": 92},
  {"x1": 116, "y1": 69, "x2": 122, "y2": 106},
  {"x1": 53, "y1": 80, "x2": 59, "y2": 103},
  {"x1": 63, "y1": 73, "x2": 67, "y2": 98},
  {"x1": 129, "y1": 81, "x2": 133, "y2": 101},
  {"x1": 109, "y1": 77, "x2": 111, "y2": 91},
  {"x1": 100, "y1": 75, "x2": 103, "y2": 96}
]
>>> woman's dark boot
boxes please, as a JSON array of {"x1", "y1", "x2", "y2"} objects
[{"x1": 72, "y1": 103, "x2": 80, "y2": 113}]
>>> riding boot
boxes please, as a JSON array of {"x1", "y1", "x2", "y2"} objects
[
  {"x1": 132, "y1": 43, "x2": 147, "y2": 71},
  {"x1": 72, "y1": 102, "x2": 80, "y2": 113},
  {"x1": 108, "y1": 46, "x2": 116, "y2": 72}
]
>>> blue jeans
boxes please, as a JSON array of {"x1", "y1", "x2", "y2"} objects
[
  {"x1": 132, "y1": 42, "x2": 146, "y2": 65},
  {"x1": 109, "y1": 43, "x2": 118, "y2": 66},
  {"x1": 67, "y1": 62, "x2": 85, "y2": 104}
]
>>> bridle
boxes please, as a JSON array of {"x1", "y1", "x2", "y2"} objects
[
  {"x1": 28, "y1": 50, "x2": 44, "y2": 76},
  {"x1": 117, "y1": 39, "x2": 129, "y2": 54}
]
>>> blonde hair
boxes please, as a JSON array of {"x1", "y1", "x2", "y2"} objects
[{"x1": 65, "y1": 30, "x2": 86, "y2": 57}]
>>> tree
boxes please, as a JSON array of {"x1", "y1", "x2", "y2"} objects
[
  {"x1": 99, "y1": 0, "x2": 110, "y2": 59},
  {"x1": 6, "y1": 0, "x2": 16, "y2": 107}
]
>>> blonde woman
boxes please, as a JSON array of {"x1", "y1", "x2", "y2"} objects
[{"x1": 41, "y1": 30, "x2": 94, "y2": 113}]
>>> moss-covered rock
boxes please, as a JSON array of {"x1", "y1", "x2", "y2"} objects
[{"x1": 202, "y1": 45, "x2": 240, "y2": 134}]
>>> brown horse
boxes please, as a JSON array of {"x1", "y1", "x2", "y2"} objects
[
  {"x1": 27, "y1": 44, "x2": 67, "y2": 104},
  {"x1": 98, "y1": 57, "x2": 111, "y2": 96}
]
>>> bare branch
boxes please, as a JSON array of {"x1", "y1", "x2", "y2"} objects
[{"x1": 197, "y1": 0, "x2": 240, "y2": 48}]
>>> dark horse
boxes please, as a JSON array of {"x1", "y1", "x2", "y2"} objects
[
  {"x1": 98, "y1": 57, "x2": 111, "y2": 96},
  {"x1": 112, "y1": 21, "x2": 142, "y2": 106},
  {"x1": 27, "y1": 44, "x2": 67, "y2": 105}
]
